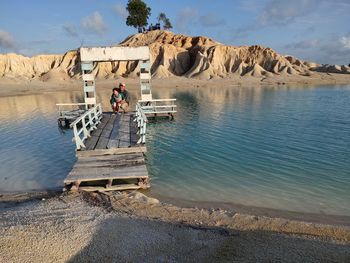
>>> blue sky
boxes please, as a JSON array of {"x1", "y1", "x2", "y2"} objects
[{"x1": 0, "y1": 0, "x2": 350, "y2": 64}]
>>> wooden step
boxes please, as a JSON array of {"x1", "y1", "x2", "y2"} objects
[
  {"x1": 64, "y1": 164, "x2": 149, "y2": 184},
  {"x1": 78, "y1": 183, "x2": 150, "y2": 192}
]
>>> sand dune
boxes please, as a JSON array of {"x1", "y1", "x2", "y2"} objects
[{"x1": 0, "y1": 31, "x2": 350, "y2": 82}]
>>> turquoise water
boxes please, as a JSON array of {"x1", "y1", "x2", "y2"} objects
[
  {"x1": 146, "y1": 86, "x2": 350, "y2": 216},
  {"x1": 0, "y1": 86, "x2": 349, "y2": 216}
]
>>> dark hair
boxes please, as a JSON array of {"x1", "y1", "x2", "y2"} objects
[{"x1": 113, "y1": 88, "x2": 118, "y2": 92}]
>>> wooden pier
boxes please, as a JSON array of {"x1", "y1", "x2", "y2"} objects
[
  {"x1": 61, "y1": 46, "x2": 177, "y2": 193},
  {"x1": 64, "y1": 106, "x2": 149, "y2": 192}
]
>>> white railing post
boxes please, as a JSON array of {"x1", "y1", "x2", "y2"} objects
[
  {"x1": 70, "y1": 103, "x2": 102, "y2": 150},
  {"x1": 135, "y1": 102, "x2": 148, "y2": 144},
  {"x1": 88, "y1": 111, "x2": 93, "y2": 131},
  {"x1": 142, "y1": 121, "x2": 147, "y2": 143},
  {"x1": 81, "y1": 117, "x2": 89, "y2": 139},
  {"x1": 73, "y1": 124, "x2": 85, "y2": 150}
]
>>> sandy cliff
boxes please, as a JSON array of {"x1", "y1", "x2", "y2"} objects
[{"x1": 0, "y1": 30, "x2": 349, "y2": 81}]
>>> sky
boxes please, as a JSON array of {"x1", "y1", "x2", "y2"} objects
[{"x1": 0, "y1": 0, "x2": 350, "y2": 65}]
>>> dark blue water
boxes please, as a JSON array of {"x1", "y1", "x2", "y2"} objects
[{"x1": 0, "y1": 86, "x2": 349, "y2": 216}]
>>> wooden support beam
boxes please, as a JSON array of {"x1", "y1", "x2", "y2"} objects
[
  {"x1": 78, "y1": 183, "x2": 150, "y2": 192},
  {"x1": 76, "y1": 146, "x2": 147, "y2": 158}
]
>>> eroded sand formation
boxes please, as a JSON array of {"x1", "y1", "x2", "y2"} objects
[{"x1": 0, "y1": 30, "x2": 350, "y2": 81}]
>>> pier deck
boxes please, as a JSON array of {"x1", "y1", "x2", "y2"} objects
[{"x1": 64, "y1": 112, "x2": 149, "y2": 192}]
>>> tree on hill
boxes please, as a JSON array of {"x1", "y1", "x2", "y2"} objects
[
  {"x1": 157, "y1": 13, "x2": 166, "y2": 23},
  {"x1": 157, "y1": 12, "x2": 173, "y2": 30},
  {"x1": 126, "y1": 0, "x2": 151, "y2": 29},
  {"x1": 164, "y1": 18, "x2": 173, "y2": 30}
]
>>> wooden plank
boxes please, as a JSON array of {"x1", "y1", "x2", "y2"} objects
[
  {"x1": 84, "y1": 114, "x2": 110, "y2": 150},
  {"x1": 64, "y1": 164, "x2": 149, "y2": 183},
  {"x1": 118, "y1": 113, "x2": 131, "y2": 148},
  {"x1": 80, "y1": 46, "x2": 150, "y2": 62},
  {"x1": 79, "y1": 184, "x2": 150, "y2": 192},
  {"x1": 84, "y1": 136, "x2": 100, "y2": 151},
  {"x1": 67, "y1": 164, "x2": 147, "y2": 178},
  {"x1": 74, "y1": 157, "x2": 145, "y2": 168},
  {"x1": 78, "y1": 152, "x2": 144, "y2": 162},
  {"x1": 107, "y1": 114, "x2": 121, "y2": 149},
  {"x1": 90, "y1": 114, "x2": 110, "y2": 137},
  {"x1": 146, "y1": 113, "x2": 175, "y2": 118},
  {"x1": 76, "y1": 154, "x2": 144, "y2": 164},
  {"x1": 76, "y1": 146, "x2": 147, "y2": 157},
  {"x1": 95, "y1": 114, "x2": 117, "y2": 149}
]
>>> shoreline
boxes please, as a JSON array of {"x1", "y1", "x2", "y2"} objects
[
  {"x1": 1, "y1": 189, "x2": 350, "y2": 227},
  {"x1": 148, "y1": 192, "x2": 350, "y2": 227},
  {"x1": 1, "y1": 73, "x2": 350, "y2": 97},
  {"x1": 1, "y1": 191, "x2": 349, "y2": 262}
]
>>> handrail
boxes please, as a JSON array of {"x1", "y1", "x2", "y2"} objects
[
  {"x1": 138, "y1": 98, "x2": 176, "y2": 103},
  {"x1": 56, "y1": 103, "x2": 88, "y2": 106},
  {"x1": 138, "y1": 99, "x2": 177, "y2": 115},
  {"x1": 71, "y1": 104, "x2": 103, "y2": 150},
  {"x1": 141, "y1": 105, "x2": 177, "y2": 109},
  {"x1": 135, "y1": 103, "x2": 148, "y2": 144},
  {"x1": 56, "y1": 103, "x2": 88, "y2": 119}
]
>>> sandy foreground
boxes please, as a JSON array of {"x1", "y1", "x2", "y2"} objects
[
  {"x1": 1, "y1": 72, "x2": 350, "y2": 97},
  {"x1": 0, "y1": 191, "x2": 349, "y2": 263}
]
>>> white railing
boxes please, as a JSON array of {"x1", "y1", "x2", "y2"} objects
[
  {"x1": 135, "y1": 103, "x2": 148, "y2": 144},
  {"x1": 56, "y1": 103, "x2": 88, "y2": 119},
  {"x1": 138, "y1": 99, "x2": 177, "y2": 115},
  {"x1": 70, "y1": 104, "x2": 103, "y2": 150}
]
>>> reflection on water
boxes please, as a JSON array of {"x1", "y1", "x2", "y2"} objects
[
  {"x1": 0, "y1": 88, "x2": 141, "y2": 193},
  {"x1": 146, "y1": 85, "x2": 350, "y2": 216},
  {"x1": 0, "y1": 85, "x2": 349, "y2": 216}
]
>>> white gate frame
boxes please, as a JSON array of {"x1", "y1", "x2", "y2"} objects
[{"x1": 80, "y1": 46, "x2": 153, "y2": 105}]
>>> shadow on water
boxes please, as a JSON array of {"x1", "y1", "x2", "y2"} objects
[
  {"x1": 67, "y1": 217, "x2": 350, "y2": 263},
  {"x1": 173, "y1": 91, "x2": 199, "y2": 107}
]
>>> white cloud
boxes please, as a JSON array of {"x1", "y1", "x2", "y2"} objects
[
  {"x1": 259, "y1": 0, "x2": 319, "y2": 26},
  {"x1": 81, "y1": 12, "x2": 107, "y2": 35},
  {"x1": 234, "y1": 0, "x2": 350, "y2": 36},
  {"x1": 340, "y1": 36, "x2": 350, "y2": 49},
  {"x1": 285, "y1": 39, "x2": 319, "y2": 49},
  {"x1": 112, "y1": 3, "x2": 128, "y2": 19},
  {"x1": 199, "y1": 13, "x2": 226, "y2": 27},
  {"x1": 282, "y1": 34, "x2": 350, "y2": 65},
  {"x1": 176, "y1": 7, "x2": 198, "y2": 33},
  {"x1": 62, "y1": 23, "x2": 78, "y2": 38},
  {"x1": 0, "y1": 30, "x2": 16, "y2": 49}
]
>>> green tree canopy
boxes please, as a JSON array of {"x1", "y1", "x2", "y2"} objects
[
  {"x1": 157, "y1": 13, "x2": 166, "y2": 23},
  {"x1": 157, "y1": 12, "x2": 173, "y2": 30},
  {"x1": 126, "y1": 0, "x2": 151, "y2": 29},
  {"x1": 164, "y1": 18, "x2": 173, "y2": 30}
]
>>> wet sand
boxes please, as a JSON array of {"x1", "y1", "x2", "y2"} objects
[{"x1": 1, "y1": 191, "x2": 349, "y2": 262}]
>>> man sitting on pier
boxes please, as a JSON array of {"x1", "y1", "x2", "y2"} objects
[{"x1": 118, "y1": 82, "x2": 130, "y2": 113}]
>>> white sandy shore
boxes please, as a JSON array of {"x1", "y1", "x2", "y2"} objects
[
  {"x1": 0, "y1": 191, "x2": 349, "y2": 262},
  {"x1": 1, "y1": 72, "x2": 350, "y2": 97}
]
